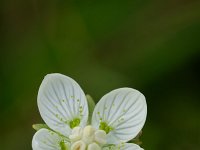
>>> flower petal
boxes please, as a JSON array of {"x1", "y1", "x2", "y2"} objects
[
  {"x1": 38, "y1": 73, "x2": 88, "y2": 136},
  {"x1": 92, "y1": 88, "x2": 147, "y2": 144},
  {"x1": 32, "y1": 128, "x2": 66, "y2": 150},
  {"x1": 118, "y1": 143, "x2": 144, "y2": 150},
  {"x1": 103, "y1": 143, "x2": 143, "y2": 150}
]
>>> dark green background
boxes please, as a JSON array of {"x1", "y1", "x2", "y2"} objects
[{"x1": 0, "y1": 0, "x2": 200, "y2": 149}]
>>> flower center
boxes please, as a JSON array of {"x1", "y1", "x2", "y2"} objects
[
  {"x1": 69, "y1": 118, "x2": 81, "y2": 129},
  {"x1": 99, "y1": 122, "x2": 113, "y2": 134},
  {"x1": 69, "y1": 125, "x2": 107, "y2": 150}
]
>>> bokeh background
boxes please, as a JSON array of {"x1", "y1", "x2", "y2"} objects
[{"x1": 0, "y1": 0, "x2": 200, "y2": 149}]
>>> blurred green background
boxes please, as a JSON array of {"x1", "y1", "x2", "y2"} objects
[{"x1": 0, "y1": 0, "x2": 200, "y2": 149}]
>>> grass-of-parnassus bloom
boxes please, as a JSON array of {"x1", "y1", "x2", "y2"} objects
[{"x1": 32, "y1": 73, "x2": 147, "y2": 150}]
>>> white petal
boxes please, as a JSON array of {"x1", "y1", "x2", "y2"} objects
[
  {"x1": 102, "y1": 143, "x2": 143, "y2": 150},
  {"x1": 92, "y1": 88, "x2": 147, "y2": 144},
  {"x1": 32, "y1": 128, "x2": 63, "y2": 150},
  {"x1": 38, "y1": 73, "x2": 88, "y2": 136},
  {"x1": 117, "y1": 143, "x2": 144, "y2": 150}
]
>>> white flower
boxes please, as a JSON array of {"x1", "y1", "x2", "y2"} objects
[{"x1": 32, "y1": 73, "x2": 147, "y2": 150}]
